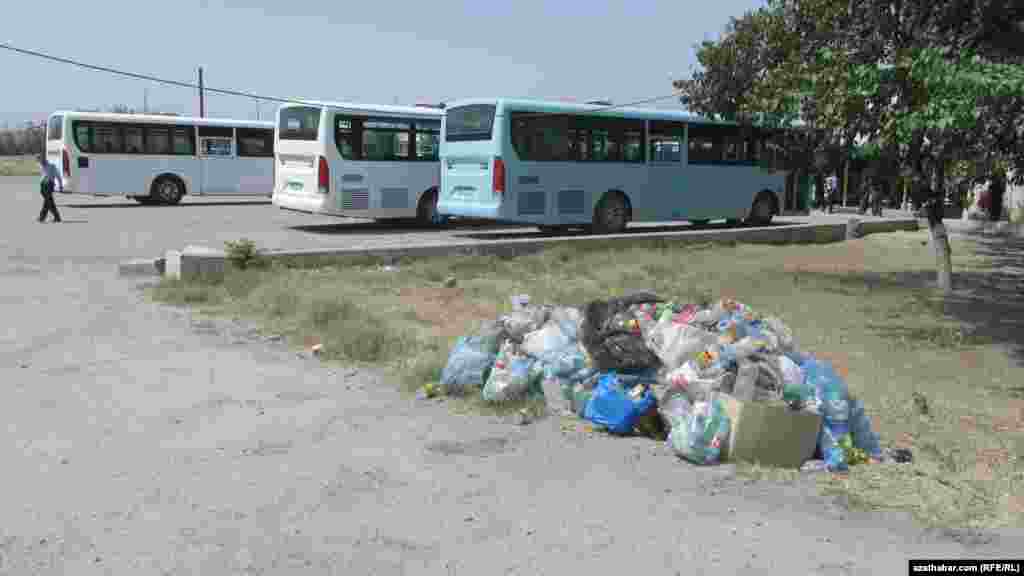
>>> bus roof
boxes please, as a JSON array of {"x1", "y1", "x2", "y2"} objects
[
  {"x1": 50, "y1": 110, "x2": 274, "y2": 129},
  {"x1": 282, "y1": 100, "x2": 445, "y2": 119},
  {"x1": 445, "y1": 98, "x2": 801, "y2": 128}
]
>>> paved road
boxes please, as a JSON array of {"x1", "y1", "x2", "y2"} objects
[
  {"x1": 1, "y1": 176, "x2": 915, "y2": 259},
  {"x1": 2, "y1": 176, "x2": 1020, "y2": 574}
]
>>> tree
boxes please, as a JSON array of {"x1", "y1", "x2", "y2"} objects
[{"x1": 675, "y1": 0, "x2": 1024, "y2": 294}]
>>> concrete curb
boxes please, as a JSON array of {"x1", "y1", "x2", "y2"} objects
[
  {"x1": 122, "y1": 218, "x2": 919, "y2": 278},
  {"x1": 117, "y1": 258, "x2": 165, "y2": 277},
  {"x1": 257, "y1": 219, "x2": 919, "y2": 268}
]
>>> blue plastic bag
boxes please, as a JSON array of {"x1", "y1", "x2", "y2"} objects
[
  {"x1": 802, "y1": 356, "x2": 850, "y2": 422},
  {"x1": 848, "y1": 399, "x2": 882, "y2": 459},
  {"x1": 440, "y1": 336, "x2": 498, "y2": 395},
  {"x1": 819, "y1": 419, "x2": 850, "y2": 472},
  {"x1": 584, "y1": 372, "x2": 657, "y2": 435}
]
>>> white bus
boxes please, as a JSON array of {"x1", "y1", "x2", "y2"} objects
[
  {"x1": 437, "y1": 98, "x2": 790, "y2": 233},
  {"x1": 45, "y1": 111, "x2": 275, "y2": 205},
  {"x1": 272, "y1": 100, "x2": 446, "y2": 225}
]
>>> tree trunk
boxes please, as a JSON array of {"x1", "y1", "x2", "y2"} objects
[{"x1": 929, "y1": 160, "x2": 954, "y2": 294}]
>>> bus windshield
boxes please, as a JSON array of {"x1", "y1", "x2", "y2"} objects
[
  {"x1": 444, "y1": 104, "x2": 496, "y2": 142},
  {"x1": 279, "y1": 106, "x2": 321, "y2": 141}
]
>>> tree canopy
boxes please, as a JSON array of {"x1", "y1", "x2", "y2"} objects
[{"x1": 674, "y1": 0, "x2": 1024, "y2": 185}]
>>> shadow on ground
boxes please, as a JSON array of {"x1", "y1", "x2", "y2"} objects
[
  {"x1": 456, "y1": 220, "x2": 799, "y2": 240},
  {"x1": 64, "y1": 200, "x2": 272, "y2": 208},
  {"x1": 289, "y1": 218, "x2": 531, "y2": 235},
  {"x1": 798, "y1": 231, "x2": 1024, "y2": 370}
]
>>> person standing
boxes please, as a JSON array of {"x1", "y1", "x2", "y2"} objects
[
  {"x1": 37, "y1": 152, "x2": 63, "y2": 223},
  {"x1": 872, "y1": 180, "x2": 884, "y2": 216}
]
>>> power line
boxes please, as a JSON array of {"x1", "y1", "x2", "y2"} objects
[
  {"x1": 0, "y1": 42, "x2": 305, "y2": 106},
  {"x1": 0, "y1": 41, "x2": 685, "y2": 115}
]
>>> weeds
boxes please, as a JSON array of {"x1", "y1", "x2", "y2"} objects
[{"x1": 224, "y1": 238, "x2": 264, "y2": 270}]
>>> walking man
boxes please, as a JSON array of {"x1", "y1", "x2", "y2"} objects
[{"x1": 37, "y1": 152, "x2": 63, "y2": 223}]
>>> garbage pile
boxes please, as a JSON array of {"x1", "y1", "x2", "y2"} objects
[{"x1": 436, "y1": 292, "x2": 894, "y2": 472}]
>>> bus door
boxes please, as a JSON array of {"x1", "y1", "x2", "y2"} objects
[
  {"x1": 647, "y1": 121, "x2": 691, "y2": 220},
  {"x1": 198, "y1": 126, "x2": 237, "y2": 194}
]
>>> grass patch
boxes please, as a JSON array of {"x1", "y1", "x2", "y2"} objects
[
  {"x1": 0, "y1": 155, "x2": 39, "y2": 177},
  {"x1": 148, "y1": 229, "x2": 1024, "y2": 529}
]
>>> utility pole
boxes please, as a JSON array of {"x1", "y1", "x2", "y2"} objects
[
  {"x1": 198, "y1": 67, "x2": 205, "y2": 118},
  {"x1": 144, "y1": 87, "x2": 148, "y2": 114}
]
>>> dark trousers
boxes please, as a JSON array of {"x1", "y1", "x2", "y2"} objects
[{"x1": 39, "y1": 182, "x2": 62, "y2": 222}]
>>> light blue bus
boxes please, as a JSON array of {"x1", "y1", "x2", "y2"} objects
[{"x1": 437, "y1": 98, "x2": 790, "y2": 234}]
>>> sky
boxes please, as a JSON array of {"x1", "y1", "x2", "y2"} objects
[{"x1": 1, "y1": 0, "x2": 766, "y2": 126}]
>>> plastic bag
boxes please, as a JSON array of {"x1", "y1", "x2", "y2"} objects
[
  {"x1": 819, "y1": 419, "x2": 851, "y2": 472},
  {"x1": 583, "y1": 372, "x2": 657, "y2": 435},
  {"x1": 502, "y1": 305, "x2": 552, "y2": 342},
  {"x1": 522, "y1": 322, "x2": 574, "y2": 359},
  {"x1": 439, "y1": 335, "x2": 498, "y2": 396},
  {"x1": 669, "y1": 360, "x2": 730, "y2": 403},
  {"x1": 658, "y1": 386, "x2": 692, "y2": 431},
  {"x1": 549, "y1": 306, "x2": 583, "y2": 342},
  {"x1": 483, "y1": 341, "x2": 543, "y2": 402},
  {"x1": 760, "y1": 316, "x2": 795, "y2": 352},
  {"x1": 535, "y1": 342, "x2": 589, "y2": 379},
  {"x1": 803, "y1": 356, "x2": 850, "y2": 422},
  {"x1": 776, "y1": 354, "x2": 805, "y2": 390},
  {"x1": 646, "y1": 318, "x2": 717, "y2": 371},
  {"x1": 848, "y1": 399, "x2": 882, "y2": 459},
  {"x1": 670, "y1": 396, "x2": 731, "y2": 465},
  {"x1": 580, "y1": 293, "x2": 664, "y2": 372}
]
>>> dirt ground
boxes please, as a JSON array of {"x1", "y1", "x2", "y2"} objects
[{"x1": 3, "y1": 177, "x2": 1024, "y2": 574}]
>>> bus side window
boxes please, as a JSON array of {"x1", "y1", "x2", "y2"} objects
[
  {"x1": 649, "y1": 120, "x2": 683, "y2": 163},
  {"x1": 687, "y1": 124, "x2": 717, "y2": 164},
  {"x1": 124, "y1": 125, "x2": 143, "y2": 154},
  {"x1": 146, "y1": 126, "x2": 171, "y2": 155},
  {"x1": 94, "y1": 124, "x2": 122, "y2": 154},
  {"x1": 74, "y1": 122, "x2": 92, "y2": 153}
]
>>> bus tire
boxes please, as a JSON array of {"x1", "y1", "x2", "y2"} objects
[
  {"x1": 538, "y1": 225, "x2": 567, "y2": 235},
  {"x1": 746, "y1": 191, "x2": 776, "y2": 226},
  {"x1": 593, "y1": 191, "x2": 629, "y2": 234},
  {"x1": 152, "y1": 176, "x2": 184, "y2": 205},
  {"x1": 416, "y1": 188, "x2": 447, "y2": 227}
]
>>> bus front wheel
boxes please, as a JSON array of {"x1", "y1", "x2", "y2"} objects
[
  {"x1": 153, "y1": 177, "x2": 184, "y2": 205},
  {"x1": 593, "y1": 192, "x2": 629, "y2": 234},
  {"x1": 746, "y1": 193, "x2": 775, "y2": 226}
]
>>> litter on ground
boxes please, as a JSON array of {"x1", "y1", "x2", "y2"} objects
[{"x1": 433, "y1": 292, "x2": 908, "y2": 472}]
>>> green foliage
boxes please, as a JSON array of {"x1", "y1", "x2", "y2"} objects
[
  {"x1": 675, "y1": 0, "x2": 1024, "y2": 183},
  {"x1": 224, "y1": 238, "x2": 264, "y2": 270}
]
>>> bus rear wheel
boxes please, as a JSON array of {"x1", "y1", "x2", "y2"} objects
[
  {"x1": 592, "y1": 192, "x2": 629, "y2": 234},
  {"x1": 152, "y1": 177, "x2": 184, "y2": 205},
  {"x1": 416, "y1": 188, "x2": 447, "y2": 227}
]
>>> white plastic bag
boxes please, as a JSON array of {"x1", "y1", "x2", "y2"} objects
[
  {"x1": 663, "y1": 360, "x2": 727, "y2": 404},
  {"x1": 776, "y1": 354, "x2": 805, "y2": 389},
  {"x1": 522, "y1": 322, "x2": 573, "y2": 358},
  {"x1": 646, "y1": 317, "x2": 717, "y2": 371},
  {"x1": 483, "y1": 340, "x2": 542, "y2": 403}
]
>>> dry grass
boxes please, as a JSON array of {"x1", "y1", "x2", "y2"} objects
[
  {"x1": 0, "y1": 155, "x2": 39, "y2": 177},
  {"x1": 148, "y1": 229, "x2": 1024, "y2": 530}
]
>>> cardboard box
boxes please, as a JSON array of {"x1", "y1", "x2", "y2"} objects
[{"x1": 718, "y1": 393, "x2": 822, "y2": 469}]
